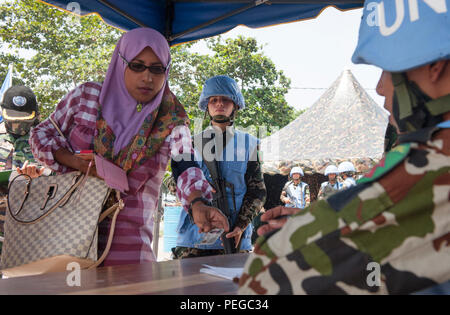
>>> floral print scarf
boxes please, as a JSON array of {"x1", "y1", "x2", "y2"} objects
[{"x1": 94, "y1": 86, "x2": 189, "y2": 173}]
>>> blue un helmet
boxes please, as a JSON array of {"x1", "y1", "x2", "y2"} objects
[
  {"x1": 290, "y1": 166, "x2": 304, "y2": 177},
  {"x1": 198, "y1": 75, "x2": 245, "y2": 123},
  {"x1": 352, "y1": 0, "x2": 450, "y2": 133},
  {"x1": 337, "y1": 161, "x2": 355, "y2": 174},
  {"x1": 324, "y1": 165, "x2": 339, "y2": 176}
]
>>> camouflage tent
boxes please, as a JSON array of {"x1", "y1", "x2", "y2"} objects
[{"x1": 261, "y1": 69, "x2": 389, "y2": 176}]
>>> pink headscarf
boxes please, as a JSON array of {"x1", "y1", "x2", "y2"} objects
[{"x1": 99, "y1": 28, "x2": 171, "y2": 155}]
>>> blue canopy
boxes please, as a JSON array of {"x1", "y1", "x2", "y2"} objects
[{"x1": 39, "y1": 0, "x2": 363, "y2": 45}]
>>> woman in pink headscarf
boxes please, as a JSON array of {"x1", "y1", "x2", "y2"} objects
[{"x1": 30, "y1": 28, "x2": 229, "y2": 266}]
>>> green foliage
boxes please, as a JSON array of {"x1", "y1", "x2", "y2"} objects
[
  {"x1": 0, "y1": 0, "x2": 301, "y2": 133},
  {"x1": 0, "y1": 0, "x2": 122, "y2": 118}
]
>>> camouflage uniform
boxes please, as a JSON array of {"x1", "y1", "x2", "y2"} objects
[
  {"x1": 236, "y1": 155, "x2": 266, "y2": 230},
  {"x1": 317, "y1": 181, "x2": 341, "y2": 200},
  {"x1": 0, "y1": 123, "x2": 36, "y2": 170},
  {"x1": 239, "y1": 0, "x2": 450, "y2": 295},
  {"x1": 238, "y1": 123, "x2": 450, "y2": 295}
]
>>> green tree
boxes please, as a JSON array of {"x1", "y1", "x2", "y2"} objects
[
  {"x1": 0, "y1": 0, "x2": 122, "y2": 118},
  {"x1": 0, "y1": 0, "x2": 300, "y2": 134},
  {"x1": 170, "y1": 36, "x2": 300, "y2": 135}
]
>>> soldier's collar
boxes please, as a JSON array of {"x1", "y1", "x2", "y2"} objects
[
  {"x1": 291, "y1": 180, "x2": 301, "y2": 187},
  {"x1": 398, "y1": 125, "x2": 441, "y2": 145}
]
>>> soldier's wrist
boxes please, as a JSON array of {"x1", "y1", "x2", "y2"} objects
[{"x1": 188, "y1": 197, "x2": 211, "y2": 223}]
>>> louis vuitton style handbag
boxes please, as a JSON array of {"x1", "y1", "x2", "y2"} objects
[{"x1": 0, "y1": 117, "x2": 123, "y2": 278}]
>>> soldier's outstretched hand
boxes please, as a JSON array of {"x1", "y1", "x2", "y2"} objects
[{"x1": 257, "y1": 206, "x2": 301, "y2": 236}]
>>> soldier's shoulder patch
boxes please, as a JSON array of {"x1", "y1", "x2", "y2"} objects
[{"x1": 357, "y1": 143, "x2": 411, "y2": 184}]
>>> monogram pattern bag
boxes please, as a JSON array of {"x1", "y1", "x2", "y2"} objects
[
  {"x1": 0, "y1": 171, "x2": 123, "y2": 277},
  {"x1": 0, "y1": 117, "x2": 124, "y2": 277}
]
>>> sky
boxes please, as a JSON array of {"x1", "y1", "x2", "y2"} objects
[{"x1": 191, "y1": 6, "x2": 385, "y2": 112}]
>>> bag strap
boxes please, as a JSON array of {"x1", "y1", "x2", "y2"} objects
[
  {"x1": 48, "y1": 115, "x2": 118, "y2": 268},
  {"x1": 89, "y1": 191, "x2": 124, "y2": 269},
  {"x1": 98, "y1": 193, "x2": 124, "y2": 223},
  {"x1": 7, "y1": 172, "x2": 85, "y2": 223},
  {"x1": 49, "y1": 116, "x2": 75, "y2": 153}
]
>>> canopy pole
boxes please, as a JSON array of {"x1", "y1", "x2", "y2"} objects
[
  {"x1": 168, "y1": 0, "x2": 269, "y2": 43},
  {"x1": 98, "y1": 0, "x2": 149, "y2": 28},
  {"x1": 165, "y1": 0, "x2": 174, "y2": 40}
]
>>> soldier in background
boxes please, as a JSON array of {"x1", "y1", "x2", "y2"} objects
[
  {"x1": 337, "y1": 161, "x2": 357, "y2": 189},
  {"x1": 280, "y1": 167, "x2": 310, "y2": 210},
  {"x1": 0, "y1": 86, "x2": 43, "y2": 178},
  {"x1": 172, "y1": 76, "x2": 266, "y2": 259},
  {"x1": 239, "y1": 0, "x2": 450, "y2": 295}
]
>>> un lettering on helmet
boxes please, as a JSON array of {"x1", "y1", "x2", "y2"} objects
[
  {"x1": 353, "y1": 0, "x2": 450, "y2": 72},
  {"x1": 366, "y1": 0, "x2": 448, "y2": 31},
  {"x1": 376, "y1": 0, "x2": 447, "y2": 36}
]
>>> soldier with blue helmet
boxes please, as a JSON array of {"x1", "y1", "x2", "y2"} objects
[
  {"x1": 239, "y1": 0, "x2": 450, "y2": 295},
  {"x1": 337, "y1": 161, "x2": 357, "y2": 189},
  {"x1": 172, "y1": 75, "x2": 266, "y2": 259},
  {"x1": 280, "y1": 166, "x2": 310, "y2": 209},
  {"x1": 318, "y1": 164, "x2": 342, "y2": 200}
]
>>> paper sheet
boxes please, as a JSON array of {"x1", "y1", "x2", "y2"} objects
[{"x1": 199, "y1": 264, "x2": 243, "y2": 281}]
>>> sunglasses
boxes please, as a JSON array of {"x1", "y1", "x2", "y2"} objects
[{"x1": 119, "y1": 52, "x2": 167, "y2": 75}]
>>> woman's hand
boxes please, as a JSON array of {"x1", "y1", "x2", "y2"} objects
[
  {"x1": 191, "y1": 202, "x2": 230, "y2": 234},
  {"x1": 16, "y1": 160, "x2": 45, "y2": 178},
  {"x1": 54, "y1": 148, "x2": 99, "y2": 178},
  {"x1": 187, "y1": 190, "x2": 230, "y2": 234},
  {"x1": 75, "y1": 153, "x2": 99, "y2": 177}
]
